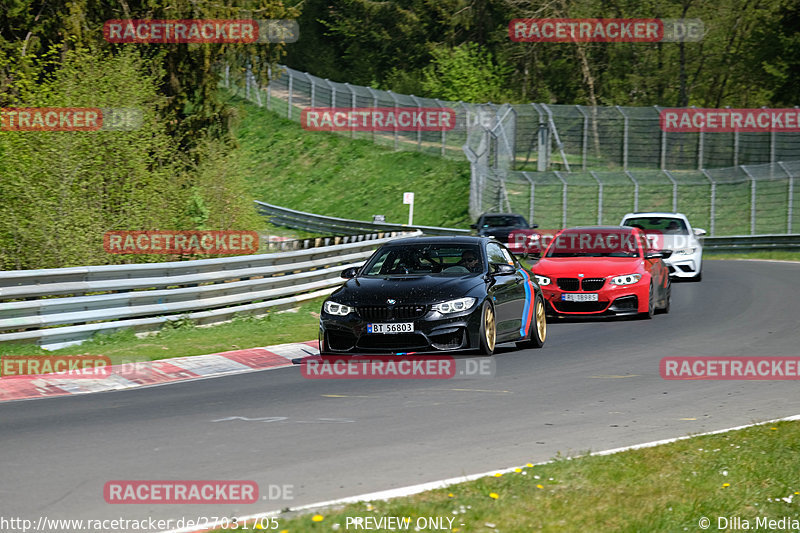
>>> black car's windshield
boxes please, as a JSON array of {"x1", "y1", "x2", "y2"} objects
[
  {"x1": 481, "y1": 215, "x2": 525, "y2": 228},
  {"x1": 362, "y1": 244, "x2": 483, "y2": 276}
]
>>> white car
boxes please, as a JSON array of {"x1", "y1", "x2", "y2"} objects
[{"x1": 620, "y1": 212, "x2": 706, "y2": 281}]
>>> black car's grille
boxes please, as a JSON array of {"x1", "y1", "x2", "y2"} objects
[
  {"x1": 357, "y1": 305, "x2": 428, "y2": 321},
  {"x1": 581, "y1": 278, "x2": 605, "y2": 291},
  {"x1": 357, "y1": 333, "x2": 429, "y2": 350},
  {"x1": 557, "y1": 278, "x2": 579, "y2": 291},
  {"x1": 557, "y1": 277, "x2": 605, "y2": 291}
]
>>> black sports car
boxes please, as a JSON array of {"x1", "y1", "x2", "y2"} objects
[{"x1": 319, "y1": 236, "x2": 546, "y2": 355}]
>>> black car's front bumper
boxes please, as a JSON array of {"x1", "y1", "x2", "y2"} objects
[{"x1": 319, "y1": 308, "x2": 483, "y2": 354}]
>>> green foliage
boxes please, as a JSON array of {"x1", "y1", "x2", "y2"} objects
[{"x1": 422, "y1": 42, "x2": 513, "y2": 103}]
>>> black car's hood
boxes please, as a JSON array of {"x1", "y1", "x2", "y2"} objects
[{"x1": 331, "y1": 274, "x2": 485, "y2": 305}]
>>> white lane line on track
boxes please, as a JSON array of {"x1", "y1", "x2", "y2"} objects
[{"x1": 160, "y1": 413, "x2": 800, "y2": 533}]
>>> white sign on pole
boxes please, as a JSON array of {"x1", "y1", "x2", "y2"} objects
[{"x1": 403, "y1": 192, "x2": 414, "y2": 225}]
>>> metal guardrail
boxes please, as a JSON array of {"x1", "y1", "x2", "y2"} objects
[
  {"x1": 0, "y1": 232, "x2": 418, "y2": 350},
  {"x1": 702, "y1": 234, "x2": 800, "y2": 252},
  {"x1": 255, "y1": 201, "x2": 470, "y2": 236}
]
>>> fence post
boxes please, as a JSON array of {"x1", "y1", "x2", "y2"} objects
[
  {"x1": 287, "y1": 70, "x2": 293, "y2": 119},
  {"x1": 702, "y1": 170, "x2": 716, "y2": 236},
  {"x1": 309, "y1": 72, "x2": 316, "y2": 108},
  {"x1": 577, "y1": 105, "x2": 589, "y2": 170},
  {"x1": 266, "y1": 65, "x2": 272, "y2": 111},
  {"x1": 521, "y1": 171, "x2": 535, "y2": 223},
  {"x1": 345, "y1": 82, "x2": 356, "y2": 139},
  {"x1": 367, "y1": 87, "x2": 380, "y2": 144},
  {"x1": 663, "y1": 169, "x2": 678, "y2": 212},
  {"x1": 617, "y1": 105, "x2": 629, "y2": 170},
  {"x1": 779, "y1": 161, "x2": 793, "y2": 234},
  {"x1": 245, "y1": 63, "x2": 252, "y2": 100},
  {"x1": 224, "y1": 64, "x2": 230, "y2": 88},
  {"x1": 590, "y1": 171, "x2": 603, "y2": 224},
  {"x1": 410, "y1": 95, "x2": 423, "y2": 151},
  {"x1": 654, "y1": 106, "x2": 666, "y2": 169},
  {"x1": 740, "y1": 165, "x2": 757, "y2": 235},
  {"x1": 540, "y1": 104, "x2": 571, "y2": 172},
  {"x1": 695, "y1": 106, "x2": 704, "y2": 169},
  {"x1": 625, "y1": 170, "x2": 639, "y2": 212},
  {"x1": 435, "y1": 98, "x2": 447, "y2": 157},
  {"x1": 554, "y1": 171, "x2": 568, "y2": 228},
  {"x1": 388, "y1": 90, "x2": 400, "y2": 151}
]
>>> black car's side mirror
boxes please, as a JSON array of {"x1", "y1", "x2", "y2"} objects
[
  {"x1": 491, "y1": 263, "x2": 516, "y2": 275},
  {"x1": 470, "y1": 224, "x2": 478, "y2": 230},
  {"x1": 341, "y1": 267, "x2": 359, "y2": 279}
]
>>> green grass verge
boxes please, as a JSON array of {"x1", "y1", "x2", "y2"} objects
[
  {"x1": 0, "y1": 296, "x2": 325, "y2": 364},
  {"x1": 215, "y1": 420, "x2": 800, "y2": 532},
  {"x1": 232, "y1": 95, "x2": 472, "y2": 229}
]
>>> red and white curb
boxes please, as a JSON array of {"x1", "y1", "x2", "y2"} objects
[{"x1": 0, "y1": 341, "x2": 319, "y2": 402}]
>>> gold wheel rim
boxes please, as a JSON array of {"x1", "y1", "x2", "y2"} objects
[
  {"x1": 535, "y1": 299, "x2": 546, "y2": 342},
  {"x1": 485, "y1": 305, "x2": 496, "y2": 351}
]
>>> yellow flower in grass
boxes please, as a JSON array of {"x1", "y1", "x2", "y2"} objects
[
  {"x1": 771, "y1": 427, "x2": 778, "y2": 430},
  {"x1": 489, "y1": 492, "x2": 499, "y2": 499},
  {"x1": 514, "y1": 468, "x2": 522, "y2": 473},
  {"x1": 722, "y1": 483, "x2": 730, "y2": 488},
  {"x1": 537, "y1": 484, "x2": 544, "y2": 489},
  {"x1": 448, "y1": 493, "x2": 455, "y2": 498},
  {"x1": 494, "y1": 473, "x2": 502, "y2": 477},
  {"x1": 312, "y1": 514, "x2": 324, "y2": 522},
  {"x1": 526, "y1": 463, "x2": 534, "y2": 467}
]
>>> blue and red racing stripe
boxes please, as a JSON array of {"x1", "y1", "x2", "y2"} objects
[{"x1": 517, "y1": 269, "x2": 537, "y2": 337}]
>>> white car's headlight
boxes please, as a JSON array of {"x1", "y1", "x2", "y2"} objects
[
  {"x1": 432, "y1": 297, "x2": 476, "y2": 314},
  {"x1": 674, "y1": 247, "x2": 697, "y2": 255},
  {"x1": 611, "y1": 274, "x2": 642, "y2": 286},
  {"x1": 324, "y1": 301, "x2": 353, "y2": 316},
  {"x1": 534, "y1": 274, "x2": 551, "y2": 286}
]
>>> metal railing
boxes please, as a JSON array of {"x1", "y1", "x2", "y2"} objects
[
  {"x1": 256, "y1": 201, "x2": 470, "y2": 236},
  {"x1": 0, "y1": 232, "x2": 418, "y2": 350}
]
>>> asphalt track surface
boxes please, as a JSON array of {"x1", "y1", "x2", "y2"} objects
[{"x1": 2, "y1": 260, "x2": 799, "y2": 529}]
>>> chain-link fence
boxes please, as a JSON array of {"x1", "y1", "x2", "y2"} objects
[
  {"x1": 472, "y1": 161, "x2": 800, "y2": 236},
  {"x1": 226, "y1": 63, "x2": 800, "y2": 236}
]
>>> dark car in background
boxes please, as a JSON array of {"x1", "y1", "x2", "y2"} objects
[
  {"x1": 471, "y1": 213, "x2": 539, "y2": 256},
  {"x1": 319, "y1": 236, "x2": 546, "y2": 355}
]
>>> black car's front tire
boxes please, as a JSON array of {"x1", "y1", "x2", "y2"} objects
[
  {"x1": 478, "y1": 301, "x2": 496, "y2": 356},
  {"x1": 516, "y1": 294, "x2": 546, "y2": 349}
]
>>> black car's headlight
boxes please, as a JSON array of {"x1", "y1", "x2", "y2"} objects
[
  {"x1": 432, "y1": 297, "x2": 476, "y2": 314},
  {"x1": 324, "y1": 301, "x2": 353, "y2": 316}
]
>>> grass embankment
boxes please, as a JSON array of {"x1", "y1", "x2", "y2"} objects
[
  {"x1": 232, "y1": 95, "x2": 472, "y2": 229},
  {"x1": 0, "y1": 297, "x2": 326, "y2": 364},
  {"x1": 216, "y1": 420, "x2": 800, "y2": 532}
]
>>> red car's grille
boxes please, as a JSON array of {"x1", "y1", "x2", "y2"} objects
[{"x1": 557, "y1": 277, "x2": 605, "y2": 291}]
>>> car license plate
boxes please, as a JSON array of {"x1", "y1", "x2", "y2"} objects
[
  {"x1": 561, "y1": 293, "x2": 599, "y2": 302},
  {"x1": 367, "y1": 323, "x2": 414, "y2": 334}
]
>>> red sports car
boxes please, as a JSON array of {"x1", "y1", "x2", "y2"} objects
[{"x1": 531, "y1": 226, "x2": 671, "y2": 318}]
